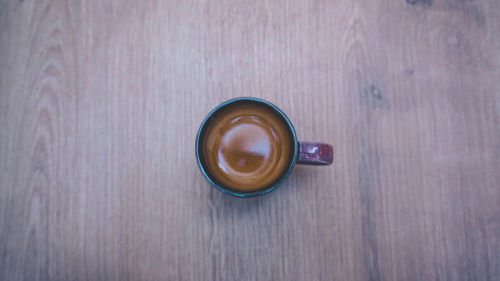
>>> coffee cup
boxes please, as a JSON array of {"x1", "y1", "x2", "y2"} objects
[{"x1": 196, "y1": 97, "x2": 333, "y2": 197}]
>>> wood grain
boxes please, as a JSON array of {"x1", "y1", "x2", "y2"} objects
[{"x1": 1, "y1": 0, "x2": 499, "y2": 280}]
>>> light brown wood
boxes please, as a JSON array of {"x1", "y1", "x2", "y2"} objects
[{"x1": 1, "y1": 0, "x2": 499, "y2": 280}]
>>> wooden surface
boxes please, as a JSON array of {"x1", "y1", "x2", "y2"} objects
[{"x1": 1, "y1": 0, "x2": 499, "y2": 280}]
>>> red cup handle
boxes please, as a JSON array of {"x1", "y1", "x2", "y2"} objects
[{"x1": 296, "y1": 142, "x2": 334, "y2": 165}]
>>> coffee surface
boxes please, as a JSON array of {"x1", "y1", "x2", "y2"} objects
[{"x1": 203, "y1": 104, "x2": 293, "y2": 192}]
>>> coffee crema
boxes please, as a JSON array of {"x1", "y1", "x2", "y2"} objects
[{"x1": 202, "y1": 103, "x2": 293, "y2": 192}]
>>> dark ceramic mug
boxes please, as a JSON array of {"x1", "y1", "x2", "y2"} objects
[{"x1": 196, "y1": 97, "x2": 333, "y2": 197}]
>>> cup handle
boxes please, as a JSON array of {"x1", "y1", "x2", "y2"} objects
[{"x1": 296, "y1": 142, "x2": 334, "y2": 165}]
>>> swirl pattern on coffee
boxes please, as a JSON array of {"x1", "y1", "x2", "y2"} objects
[{"x1": 202, "y1": 104, "x2": 293, "y2": 192}]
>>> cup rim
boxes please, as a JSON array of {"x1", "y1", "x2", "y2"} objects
[{"x1": 195, "y1": 97, "x2": 298, "y2": 198}]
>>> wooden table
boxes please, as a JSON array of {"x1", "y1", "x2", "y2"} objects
[{"x1": 1, "y1": 0, "x2": 499, "y2": 280}]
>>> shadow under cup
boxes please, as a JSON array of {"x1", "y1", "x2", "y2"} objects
[{"x1": 196, "y1": 98, "x2": 298, "y2": 198}]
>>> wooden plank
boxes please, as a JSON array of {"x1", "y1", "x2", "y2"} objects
[{"x1": 1, "y1": 0, "x2": 499, "y2": 280}]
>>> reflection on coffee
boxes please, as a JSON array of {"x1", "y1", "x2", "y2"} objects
[{"x1": 202, "y1": 104, "x2": 293, "y2": 192}]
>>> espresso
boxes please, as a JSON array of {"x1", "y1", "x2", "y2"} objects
[{"x1": 202, "y1": 103, "x2": 293, "y2": 192}]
